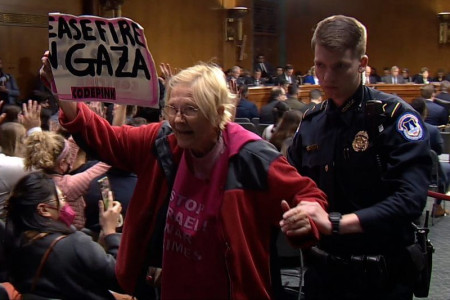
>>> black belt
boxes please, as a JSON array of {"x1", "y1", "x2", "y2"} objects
[{"x1": 309, "y1": 246, "x2": 386, "y2": 269}]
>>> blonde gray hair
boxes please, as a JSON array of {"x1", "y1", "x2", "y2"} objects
[
  {"x1": 164, "y1": 63, "x2": 235, "y2": 130},
  {"x1": 24, "y1": 131, "x2": 65, "y2": 172}
]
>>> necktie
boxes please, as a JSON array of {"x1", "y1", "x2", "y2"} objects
[
  {"x1": 260, "y1": 63, "x2": 266, "y2": 73},
  {"x1": 393, "y1": 77, "x2": 397, "y2": 84}
]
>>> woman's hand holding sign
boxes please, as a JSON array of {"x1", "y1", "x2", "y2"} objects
[{"x1": 40, "y1": 51, "x2": 78, "y2": 121}]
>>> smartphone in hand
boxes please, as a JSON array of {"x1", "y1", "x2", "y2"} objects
[{"x1": 98, "y1": 176, "x2": 112, "y2": 210}]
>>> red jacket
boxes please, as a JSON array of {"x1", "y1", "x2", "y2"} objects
[{"x1": 60, "y1": 103, "x2": 327, "y2": 299}]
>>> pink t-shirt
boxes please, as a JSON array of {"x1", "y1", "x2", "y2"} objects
[{"x1": 162, "y1": 144, "x2": 230, "y2": 299}]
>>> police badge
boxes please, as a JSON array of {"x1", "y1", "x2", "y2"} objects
[{"x1": 352, "y1": 131, "x2": 369, "y2": 152}]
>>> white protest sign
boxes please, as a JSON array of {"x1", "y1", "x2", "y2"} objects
[{"x1": 48, "y1": 13, "x2": 159, "y2": 107}]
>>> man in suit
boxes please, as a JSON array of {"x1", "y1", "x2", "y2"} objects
[
  {"x1": 279, "y1": 64, "x2": 298, "y2": 86},
  {"x1": 422, "y1": 84, "x2": 448, "y2": 126},
  {"x1": 235, "y1": 85, "x2": 259, "y2": 120},
  {"x1": 411, "y1": 97, "x2": 449, "y2": 217},
  {"x1": 436, "y1": 80, "x2": 450, "y2": 102},
  {"x1": 271, "y1": 66, "x2": 284, "y2": 86},
  {"x1": 253, "y1": 54, "x2": 273, "y2": 81},
  {"x1": 259, "y1": 87, "x2": 286, "y2": 124},
  {"x1": 364, "y1": 66, "x2": 379, "y2": 84},
  {"x1": 246, "y1": 69, "x2": 268, "y2": 86},
  {"x1": 284, "y1": 84, "x2": 306, "y2": 112},
  {"x1": 227, "y1": 65, "x2": 245, "y2": 86},
  {"x1": 401, "y1": 68, "x2": 413, "y2": 83},
  {"x1": 381, "y1": 66, "x2": 405, "y2": 84},
  {"x1": 0, "y1": 58, "x2": 20, "y2": 106},
  {"x1": 302, "y1": 88, "x2": 323, "y2": 113}
]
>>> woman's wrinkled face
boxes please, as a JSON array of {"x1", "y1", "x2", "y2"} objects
[{"x1": 165, "y1": 84, "x2": 220, "y2": 156}]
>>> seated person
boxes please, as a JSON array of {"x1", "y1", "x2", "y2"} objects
[
  {"x1": 235, "y1": 85, "x2": 259, "y2": 120},
  {"x1": 436, "y1": 80, "x2": 450, "y2": 102},
  {"x1": 303, "y1": 66, "x2": 319, "y2": 85},
  {"x1": 421, "y1": 84, "x2": 448, "y2": 126},
  {"x1": 411, "y1": 98, "x2": 449, "y2": 217},
  {"x1": 432, "y1": 69, "x2": 447, "y2": 82},
  {"x1": 0, "y1": 58, "x2": 20, "y2": 106},
  {"x1": 414, "y1": 67, "x2": 431, "y2": 84},
  {"x1": 246, "y1": 69, "x2": 268, "y2": 86},
  {"x1": 262, "y1": 101, "x2": 290, "y2": 141},
  {"x1": 381, "y1": 66, "x2": 405, "y2": 84},
  {"x1": 401, "y1": 68, "x2": 413, "y2": 83},
  {"x1": 259, "y1": 87, "x2": 286, "y2": 124},
  {"x1": 24, "y1": 131, "x2": 110, "y2": 229},
  {"x1": 271, "y1": 66, "x2": 285, "y2": 86},
  {"x1": 4, "y1": 171, "x2": 123, "y2": 299},
  {"x1": 0, "y1": 122, "x2": 30, "y2": 219},
  {"x1": 269, "y1": 110, "x2": 302, "y2": 153},
  {"x1": 285, "y1": 84, "x2": 306, "y2": 112}
]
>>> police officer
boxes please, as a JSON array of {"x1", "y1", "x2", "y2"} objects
[{"x1": 285, "y1": 15, "x2": 431, "y2": 299}]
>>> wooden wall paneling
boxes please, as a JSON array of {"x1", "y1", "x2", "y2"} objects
[
  {"x1": 0, "y1": 0, "x2": 83, "y2": 101},
  {"x1": 253, "y1": 0, "x2": 279, "y2": 70},
  {"x1": 285, "y1": 0, "x2": 450, "y2": 78},
  {"x1": 122, "y1": 0, "x2": 232, "y2": 72}
]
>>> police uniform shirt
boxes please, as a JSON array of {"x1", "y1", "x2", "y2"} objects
[{"x1": 287, "y1": 85, "x2": 431, "y2": 255}]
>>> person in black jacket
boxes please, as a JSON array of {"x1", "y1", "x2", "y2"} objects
[
  {"x1": 5, "y1": 172, "x2": 124, "y2": 300},
  {"x1": 287, "y1": 15, "x2": 431, "y2": 300}
]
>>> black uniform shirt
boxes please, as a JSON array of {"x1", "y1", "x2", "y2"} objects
[{"x1": 287, "y1": 85, "x2": 431, "y2": 255}]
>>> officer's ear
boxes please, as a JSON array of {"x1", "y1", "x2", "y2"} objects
[{"x1": 359, "y1": 55, "x2": 369, "y2": 73}]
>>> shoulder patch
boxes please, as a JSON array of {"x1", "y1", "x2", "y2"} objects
[{"x1": 396, "y1": 113, "x2": 424, "y2": 141}]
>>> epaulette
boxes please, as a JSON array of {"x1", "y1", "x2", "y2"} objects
[
  {"x1": 378, "y1": 99, "x2": 404, "y2": 120},
  {"x1": 302, "y1": 100, "x2": 328, "y2": 120}
]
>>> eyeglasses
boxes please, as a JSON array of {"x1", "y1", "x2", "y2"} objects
[{"x1": 164, "y1": 105, "x2": 200, "y2": 118}]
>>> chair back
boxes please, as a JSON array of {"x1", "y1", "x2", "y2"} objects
[
  {"x1": 238, "y1": 122, "x2": 258, "y2": 134},
  {"x1": 234, "y1": 117, "x2": 251, "y2": 123},
  {"x1": 257, "y1": 123, "x2": 271, "y2": 136},
  {"x1": 441, "y1": 132, "x2": 450, "y2": 154}
]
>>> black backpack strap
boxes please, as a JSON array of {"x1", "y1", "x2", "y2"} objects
[
  {"x1": 153, "y1": 121, "x2": 177, "y2": 186},
  {"x1": 147, "y1": 121, "x2": 177, "y2": 268}
]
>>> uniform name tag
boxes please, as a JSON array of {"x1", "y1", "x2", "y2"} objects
[{"x1": 306, "y1": 144, "x2": 319, "y2": 152}]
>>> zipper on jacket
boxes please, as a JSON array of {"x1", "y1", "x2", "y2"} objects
[{"x1": 224, "y1": 241, "x2": 233, "y2": 299}]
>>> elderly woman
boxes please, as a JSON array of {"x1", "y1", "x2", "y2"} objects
[
  {"x1": 41, "y1": 55, "x2": 327, "y2": 299},
  {"x1": 5, "y1": 171, "x2": 122, "y2": 299}
]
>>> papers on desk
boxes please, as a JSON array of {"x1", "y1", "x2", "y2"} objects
[{"x1": 439, "y1": 154, "x2": 449, "y2": 162}]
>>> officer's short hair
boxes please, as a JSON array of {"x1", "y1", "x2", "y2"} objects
[{"x1": 311, "y1": 15, "x2": 367, "y2": 59}]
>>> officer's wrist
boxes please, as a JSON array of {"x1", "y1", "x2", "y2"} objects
[
  {"x1": 340, "y1": 213, "x2": 363, "y2": 234},
  {"x1": 328, "y1": 212, "x2": 342, "y2": 235}
]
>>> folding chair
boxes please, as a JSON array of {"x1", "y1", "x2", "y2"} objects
[
  {"x1": 234, "y1": 117, "x2": 251, "y2": 123},
  {"x1": 238, "y1": 122, "x2": 258, "y2": 134}
]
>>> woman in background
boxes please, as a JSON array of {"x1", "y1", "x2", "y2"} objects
[
  {"x1": 5, "y1": 171, "x2": 122, "y2": 299},
  {"x1": 0, "y1": 122, "x2": 30, "y2": 219},
  {"x1": 269, "y1": 110, "x2": 302, "y2": 154},
  {"x1": 24, "y1": 131, "x2": 110, "y2": 229}
]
